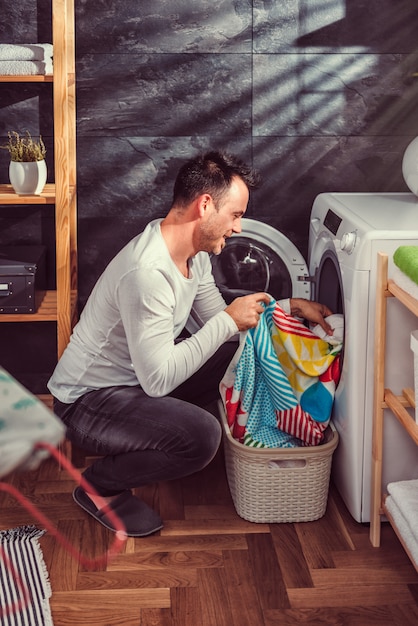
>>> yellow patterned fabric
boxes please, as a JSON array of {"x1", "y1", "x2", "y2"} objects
[{"x1": 271, "y1": 307, "x2": 339, "y2": 400}]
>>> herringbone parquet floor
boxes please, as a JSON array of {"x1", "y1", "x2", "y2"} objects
[{"x1": 2, "y1": 442, "x2": 418, "y2": 626}]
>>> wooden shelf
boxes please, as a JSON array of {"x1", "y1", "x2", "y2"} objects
[
  {"x1": 382, "y1": 498, "x2": 418, "y2": 567},
  {"x1": 384, "y1": 388, "x2": 418, "y2": 445},
  {"x1": 387, "y1": 279, "x2": 418, "y2": 317},
  {"x1": 0, "y1": 73, "x2": 75, "y2": 87},
  {"x1": 0, "y1": 183, "x2": 76, "y2": 205},
  {"x1": 0, "y1": 74, "x2": 53, "y2": 82},
  {"x1": 0, "y1": 183, "x2": 56, "y2": 204},
  {"x1": 0, "y1": 290, "x2": 77, "y2": 322}
]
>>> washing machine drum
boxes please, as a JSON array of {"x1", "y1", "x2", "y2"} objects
[
  {"x1": 211, "y1": 218, "x2": 310, "y2": 303},
  {"x1": 187, "y1": 218, "x2": 310, "y2": 333}
]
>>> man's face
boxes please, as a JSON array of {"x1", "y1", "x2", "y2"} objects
[{"x1": 198, "y1": 176, "x2": 249, "y2": 255}]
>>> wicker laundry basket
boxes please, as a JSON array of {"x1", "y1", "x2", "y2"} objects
[{"x1": 219, "y1": 402, "x2": 339, "y2": 523}]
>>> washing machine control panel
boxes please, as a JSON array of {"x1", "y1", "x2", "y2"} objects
[
  {"x1": 324, "y1": 209, "x2": 342, "y2": 235},
  {"x1": 340, "y1": 231, "x2": 357, "y2": 254}
]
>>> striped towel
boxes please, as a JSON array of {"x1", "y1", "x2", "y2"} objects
[{"x1": 220, "y1": 300, "x2": 342, "y2": 447}]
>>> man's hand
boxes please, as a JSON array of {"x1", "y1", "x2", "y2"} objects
[
  {"x1": 225, "y1": 292, "x2": 271, "y2": 331},
  {"x1": 290, "y1": 298, "x2": 334, "y2": 335}
]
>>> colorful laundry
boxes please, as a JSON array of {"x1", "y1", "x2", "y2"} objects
[{"x1": 220, "y1": 300, "x2": 342, "y2": 448}]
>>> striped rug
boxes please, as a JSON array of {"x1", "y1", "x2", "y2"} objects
[{"x1": 0, "y1": 525, "x2": 53, "y2": 626}]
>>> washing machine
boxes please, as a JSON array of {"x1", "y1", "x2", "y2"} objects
[
  {"x1": 309, "y1": 192, "x2": 418, "y2": 523},
  {"x1": 188, "y1": 193, "x2": 418, "y2": 524}
]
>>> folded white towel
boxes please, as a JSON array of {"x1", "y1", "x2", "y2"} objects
[
  {"x1": 0, "y1": 43, "x2": 53, "y2": 61},
  {"x1": 385, "y1": 495, "x2": 418, "y2": 569},
  {"x1": 392, "y1": 265, "x2": 418, "y2": 301},
  {"x1": 0, "y1": 59, "x2": 53, "y2": 75},
  {"x1": 387, "y1": 479, "x2": 418, "y2": 545}
]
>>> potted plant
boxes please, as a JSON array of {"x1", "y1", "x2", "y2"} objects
[{"x1": 1, "y1": 130, "x2": 47, "y2": 195}]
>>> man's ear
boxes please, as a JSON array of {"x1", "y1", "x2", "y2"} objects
[{"x1": 197, "y1": 193, "x2": 212, "y2": 217}]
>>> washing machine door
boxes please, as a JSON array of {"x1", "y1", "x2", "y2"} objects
[
  {"x1": 308, "y1": 226, "x2": 345, "y2": 378},
  {"x1": 308, "y1": 228, "x2": 344, "y2": 317},
  {"x1": 211, "y1": 218, "x2": 310, "y2": 303},
  {"x1": 187, "y1": 218, "x2": 310, "y2": 333}
]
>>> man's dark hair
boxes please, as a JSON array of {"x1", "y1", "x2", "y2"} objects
[{"x1": 172, "y1": 151, "x2": 261, "y2": 209}]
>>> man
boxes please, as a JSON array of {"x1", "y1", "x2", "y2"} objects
[{"x1": 48, "y1": 151, "x2": 333, "y2": 537}]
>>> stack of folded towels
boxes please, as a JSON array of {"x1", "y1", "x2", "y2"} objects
[
  {"x1": 0, "y1": 43, "x2": 53, "y2": 75},
  {"x1": 385, "y1": 479, "x2": 418, "y2": 570},
  {"x1": 393, "y1": 245, "x2": 418, "y2": 300}
]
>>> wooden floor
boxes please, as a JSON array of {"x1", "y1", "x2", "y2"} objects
[{"x1": 2, "y1": 444, "x2": 418, "y2": 626}]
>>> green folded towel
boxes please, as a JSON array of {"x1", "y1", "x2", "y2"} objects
[{"x1": 393, "y1": 246, "x2": 418, "y2": 286}]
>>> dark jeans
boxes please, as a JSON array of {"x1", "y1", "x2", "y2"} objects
[{"x1": 54, "y1": 341, "x2": 237, "y2": 496}]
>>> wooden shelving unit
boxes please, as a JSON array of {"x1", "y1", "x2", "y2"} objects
[
  {"x1": 0, "y1": 0, "x2": 77, "y2": 362},
  {"x1": 370, "y1": 252, "x2": 418, "y2": 572}
]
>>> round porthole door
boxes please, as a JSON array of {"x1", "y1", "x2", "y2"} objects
[
  {"x1": 187, "y1": 218, "x2": 310, "y2": 332},
  {"x1": 211, "y1": 218, "x2": 310, "y2": 303}
]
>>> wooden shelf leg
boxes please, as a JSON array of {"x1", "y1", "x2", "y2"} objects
[{"x1": 370, "y1": 252, "x2": 389, "y2": 547}]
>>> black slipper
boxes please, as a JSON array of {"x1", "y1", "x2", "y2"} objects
[{"x1": 73, "y1": 486, "x2": 163, "y2": 537}]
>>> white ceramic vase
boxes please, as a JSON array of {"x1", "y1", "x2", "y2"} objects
[
  {"x1": 9, "y1": 159, "x2": 47, "y2": 195},
  {"x1": 402, "y1": 136, "x2": 418, "y2": 197}
]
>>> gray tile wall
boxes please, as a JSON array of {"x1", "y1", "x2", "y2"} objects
[{"x1": 1, "y1": 0, "x2": 418, "y2": 388}]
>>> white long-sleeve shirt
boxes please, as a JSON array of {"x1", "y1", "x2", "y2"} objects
[{"x1": 48, "y1": 219, "x2": 289, "y2": 403}]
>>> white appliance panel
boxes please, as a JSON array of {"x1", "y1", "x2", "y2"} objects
[{"x1": 309, "y1": 192, "x2": 418, "y2": 522}]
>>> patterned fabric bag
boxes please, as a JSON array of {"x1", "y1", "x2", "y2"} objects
[{"x1": 0, "y1": 366, "x2": 65, "y2": 478}]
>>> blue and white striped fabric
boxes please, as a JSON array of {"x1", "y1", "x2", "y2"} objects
[{"x1": 228, "y1": 300, "x2": 300, "y2": 448}]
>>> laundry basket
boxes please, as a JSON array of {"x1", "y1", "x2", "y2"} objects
[{"x1": 219, "y1": 402, "x2": 339, "y2": 523}]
